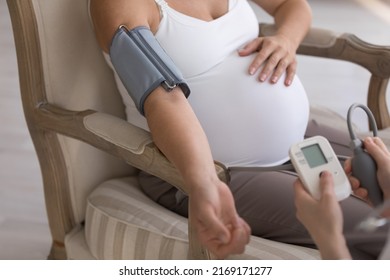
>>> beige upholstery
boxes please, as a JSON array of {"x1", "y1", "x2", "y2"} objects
[
  {"x1": 7, "y1": 0, "x2": 390, "y2": 260},
  {"x1": 81, "y1": 177, "x2": 319, "y2": 260}
]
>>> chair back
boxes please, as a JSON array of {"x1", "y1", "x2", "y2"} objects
[{"x1": 8, "y1": 0, "x2": 135, "y2": 226}]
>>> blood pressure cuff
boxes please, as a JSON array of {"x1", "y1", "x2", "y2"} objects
[{"x1": 110, "y1": 26, "x2": 190, "y2": 116}]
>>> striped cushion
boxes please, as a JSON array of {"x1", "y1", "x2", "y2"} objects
[{"x1": 85, "y1": 177, "x2": 320, "y2": 259}]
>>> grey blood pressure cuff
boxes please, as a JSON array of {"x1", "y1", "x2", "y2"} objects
[{"x1": 110, "y1": 26, "x2": 190, "y2": 116}]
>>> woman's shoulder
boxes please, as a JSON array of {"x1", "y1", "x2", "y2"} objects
[{"x1": 90, "y1": 0, "x2": 160, "y2": 52}]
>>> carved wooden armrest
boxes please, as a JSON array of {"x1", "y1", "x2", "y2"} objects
[
  {"x1": 36, "y1": 103, "x2": 229, "y2": 259},
  {"x1": 37, "y1": 103, "x2": 230, "y2": 193}
]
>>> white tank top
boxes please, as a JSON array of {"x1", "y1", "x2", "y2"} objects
[{"x1": 103, "y1": 0, "x2": 310, "y2": 167}]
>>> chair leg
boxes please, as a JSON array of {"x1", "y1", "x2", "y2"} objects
[
  {"x1": 187, "y1": 203, "x2": 213, "y2": 260},
  {"x1": 47, "y1": 241, "x2": 67, "y2": 260}
]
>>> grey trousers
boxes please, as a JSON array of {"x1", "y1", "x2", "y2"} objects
[{"x1": 138, "y1": 120, "x2": 388, "y2": 259}]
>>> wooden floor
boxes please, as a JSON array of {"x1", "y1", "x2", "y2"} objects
[{"x1": 0, "y1": 0, "x2": 389, "y2": 259}]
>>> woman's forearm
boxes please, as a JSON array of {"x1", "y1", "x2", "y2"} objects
[
  {"x1": 272, "y1": 0, "x2": 312, "y2": 50},
  {"x1": 254, "y1": 0, "x2": 312, "y2": 50},
  {"x1": 144, "y1": 87, "x2": 220, "y2": 192}
]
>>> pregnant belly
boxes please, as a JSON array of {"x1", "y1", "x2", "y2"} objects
[{"x1": 187, "y1": 54, "x2": 310, "y2": 167}]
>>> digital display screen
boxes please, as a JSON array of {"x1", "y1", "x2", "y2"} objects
[{"x1": 301, "y1": 143, "x2": 328, "y2": 168}]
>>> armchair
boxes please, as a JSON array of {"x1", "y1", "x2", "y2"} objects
[{"x1": 7, "y1": 0, "x2": 390, "y2": 260}]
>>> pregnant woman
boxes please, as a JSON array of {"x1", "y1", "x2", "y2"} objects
[{"x1": 90, "y1": 0, "x2": 386, "y2": 259}]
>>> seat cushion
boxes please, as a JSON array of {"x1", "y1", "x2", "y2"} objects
[
  {"x1": 85, "y1": 177, "x2": 189, "y2": 259},
  {"x1": 85, "y1": 177, "x2": 319, "y2": 259}
]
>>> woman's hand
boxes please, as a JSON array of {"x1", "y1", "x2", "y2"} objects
[
  {"x1": 190, "y1": 179, "x2": 251, "y2": 259},
  {"x1": 244, "y1": 0, "x2": 312, "y2": 86},
  {"x1": 238, "y1": 34, "x2": 297, "y2": 86}
]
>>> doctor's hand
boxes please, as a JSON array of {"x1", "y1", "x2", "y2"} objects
[
  {"x1": 238, "y1": 34, "x2": 297, "y2": 86},
  {"x1": 293, "y1": 171, "x2": 351, "y2": 259},
  {"x1": 364, "y1": 137, "x2": 390, "y2": 200},
  {"x1": 345, "y1": 137, "x2": 390, "y2": 202},
  {"x1": 343, "y1": 158, "x2": 370, "y2": 203},
  {"x1": 189, "y1": 179, "x2": 251, "y2": 259},
  {"x1": 294, "y1": 172, "x2": 343, "y2": 245}
]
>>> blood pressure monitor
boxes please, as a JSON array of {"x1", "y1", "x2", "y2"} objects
[{"x1": 289, "y1": 136, "x2": 352, "y2": 201}]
